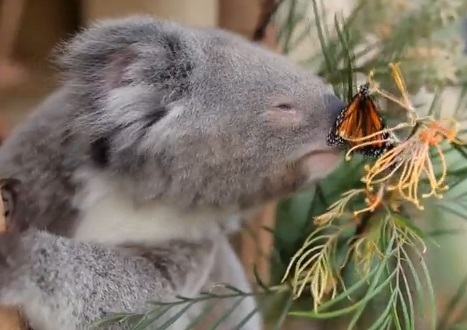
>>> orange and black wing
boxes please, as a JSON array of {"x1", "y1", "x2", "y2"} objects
[{"x1": 327, "y1": 83, "x2": 393, "y2": 157}]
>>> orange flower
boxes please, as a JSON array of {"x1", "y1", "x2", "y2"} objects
[
  {"x1": 362, "y1": 119, "x2": 464, "y2": 209},
  {"x1": 368, "y1": 62, "x2": 419, "y2": 125},
  {"x1": 353, "y1": 185, "x2": 385, "y2": 216}
]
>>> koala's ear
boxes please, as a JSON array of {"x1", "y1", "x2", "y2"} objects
[
  {"x1": 54, "y1": 16, "x2": 194, "y2": 95},
  {"x1": 55, "y1": 21, "x2": 136, "y2": 91}
]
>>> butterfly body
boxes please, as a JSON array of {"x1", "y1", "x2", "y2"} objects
[{"x1": 327, "y1": 83, "x2": 393, "y2": 157}]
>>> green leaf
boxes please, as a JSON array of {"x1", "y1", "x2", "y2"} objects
[
  {"x1": 150, "y1": 302, "x2": 195, "y2": 330},
  {"x1": 437, "y1": 273, "x2": 467, "y2": 330},
  {"x1": 186, "y1": 300, "x2": 218, "y2": 330},
  {"x1": 333, "y1": 14, "x2": 355, "y2": 102},
  {"x1": 206, "y1": 298, "x2": 246, "y2": 330},
  {"x1": 311, "y1": 0, "x2": 339, "y2": 95},
  {"x1": 427, "y1": 88, "x2": 443, "y2": 118},
  {"x1": 271, "y1": 292, "x2": 294, "y2": 330},
  {"x1": 92, "y1": 313, "x2": 143, "y2": 329},
  {"x1": 419, "y1": 251, "x2": 437, "y2": 330},
  {"x1": 129, "y1": 306, "x2": 172, "y2": 330},
  {"x1": 452, "y1": 143, "x2": 467, "y2": 161},
  {"x1": 232, "y1": 307, "x2": 261, "y2": 330},
  {"x1": 364, "y1": 289, "x2": 397, "y2": 330}
]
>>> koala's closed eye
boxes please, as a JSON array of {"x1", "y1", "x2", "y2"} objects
[
  {"x1": 275, "y1": 103, "x2": 294, "y2": 112},
  {"x1": 264, "y1": 99, "x2": 303, "y2": 128}
]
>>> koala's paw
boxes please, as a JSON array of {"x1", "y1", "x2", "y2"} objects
[
  {"x1": 0, "y1": 178, "x2": 28, "y2": 268},
  {"x1": 0, "y1": 178, "x2": 28, "y2": 233}
]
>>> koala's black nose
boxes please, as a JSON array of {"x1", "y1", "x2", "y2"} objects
[{"x1": 324, "y1": 94, "x2": 346, "y2": 122}]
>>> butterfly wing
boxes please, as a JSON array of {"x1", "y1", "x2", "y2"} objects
[
  {"x1": 326, "y1": 92, "x2": 361, "y2": 147},
  {"x1": 356, "y1": 96, "x2": 392, "y2": 157},
  {"x1": 327, "y1": 89, "x2": 392, "y2": 157}
]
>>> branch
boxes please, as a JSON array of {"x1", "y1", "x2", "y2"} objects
[
  {"x1": 251, "y1": 0, "x2": 285, "y2": 42},
  {"x1": 339, "y1": 212, "x2": 372, "y2": 280}
]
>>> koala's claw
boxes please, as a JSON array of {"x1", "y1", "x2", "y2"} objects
[{"x1": 0, "y1": 178, "x2": 25, "y2": 267}]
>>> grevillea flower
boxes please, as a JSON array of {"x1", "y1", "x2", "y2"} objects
[
  {"x1": 363, "y1": 118, "x2": 465, "y2": 209},
  {"x1": 320, "y1": 63, "x2": 467, "y2": 218},
  {"x1": 283, "y1": 62, "x2": 466, "y2": 310},
  {"x1": 313, "y1": 189, "x2": 366, "y2": 226},
  {"x1": 313, "y1": 186, "x2": 386, "y2": 226},
  {"x1": 280, "y1": 225, "x2": 341, "y2": 309}
]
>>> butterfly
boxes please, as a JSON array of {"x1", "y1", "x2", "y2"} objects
[{"x1": 327, "y1": 83, "x2": 393, "y2": 157}]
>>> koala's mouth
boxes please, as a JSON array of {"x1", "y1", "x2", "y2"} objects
[
  {"x1": 300, "y1": 147, "x2": 341, "y2": 162},
  {"x1": 298, "y1": 148, "x2": 343, "y2": 182}
]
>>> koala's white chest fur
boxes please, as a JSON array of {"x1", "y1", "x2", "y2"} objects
[
  {"x1": 66, "y1": 171, "x2": 262, "y2": 330},
  {"x1": 71, "y1": 171, "x2": 239, "y2": 245}
]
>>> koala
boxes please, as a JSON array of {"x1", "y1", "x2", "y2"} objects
[{"x1": 0, "y1": 16, "x2": 344, "y2": 330}]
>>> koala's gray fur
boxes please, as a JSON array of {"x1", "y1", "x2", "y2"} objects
[{"x1": 0, "y1": 16, "x2": 344, "y2": 330}]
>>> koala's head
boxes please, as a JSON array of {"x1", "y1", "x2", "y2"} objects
[{"x1": 58, "y1": 16, "x2": 344, "y2": 210}]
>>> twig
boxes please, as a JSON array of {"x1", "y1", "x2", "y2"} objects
[
  {"x1": 339, "y1": 212, "x2": 373, "y2": 281},
  {"x1": 251, "y1": 0, "x2": 285, "y2": 41}
]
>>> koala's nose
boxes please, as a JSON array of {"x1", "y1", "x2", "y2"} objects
[{"x1": 324, "y1": 94, "x2": 346, "y2": 123}]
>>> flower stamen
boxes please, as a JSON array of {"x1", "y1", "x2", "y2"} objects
[
  {"x1": 362, "y1": 119, "x2": 461, "y2": 209},
  {"x1": 354, "y1": 185, "x2": 385, "y2": 216}
]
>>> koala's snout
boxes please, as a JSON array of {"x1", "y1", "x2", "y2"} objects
[{"x1": 324, "y1": 93, "x2": 346, "y2": 123}]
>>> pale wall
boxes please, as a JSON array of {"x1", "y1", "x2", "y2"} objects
[{"x1": 81, "y1": 0, "x2": 218, "y2": 27}]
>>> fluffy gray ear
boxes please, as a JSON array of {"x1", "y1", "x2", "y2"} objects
[
  {"x1": 55, "y1": 16, "x2": 195, "y2": 102},
  {"x1": 55, "y1": 17, "x2": 196, "y2": 167}
]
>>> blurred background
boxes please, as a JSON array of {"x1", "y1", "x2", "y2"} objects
[
  {"x1": 1, "y1": 0, "x2": 467, "y2": 329},
  {"x1": 0, "y1": 0, "x2": 267, "y2": 128}
]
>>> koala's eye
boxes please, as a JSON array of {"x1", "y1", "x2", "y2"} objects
[
  {"x1": 265, "y1": 100, "x2": 303, "y2": 126},
  {"x1": 275, "y1": 103, "x2": 294, "y2": 111},
  {"x1": 267, "y1": 98, "x2": 301, "y2": 123}
]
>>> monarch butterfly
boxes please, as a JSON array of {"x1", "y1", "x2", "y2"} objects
[{"x1": 327, "y1": 83, "x2": 393, "y2": 157}]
